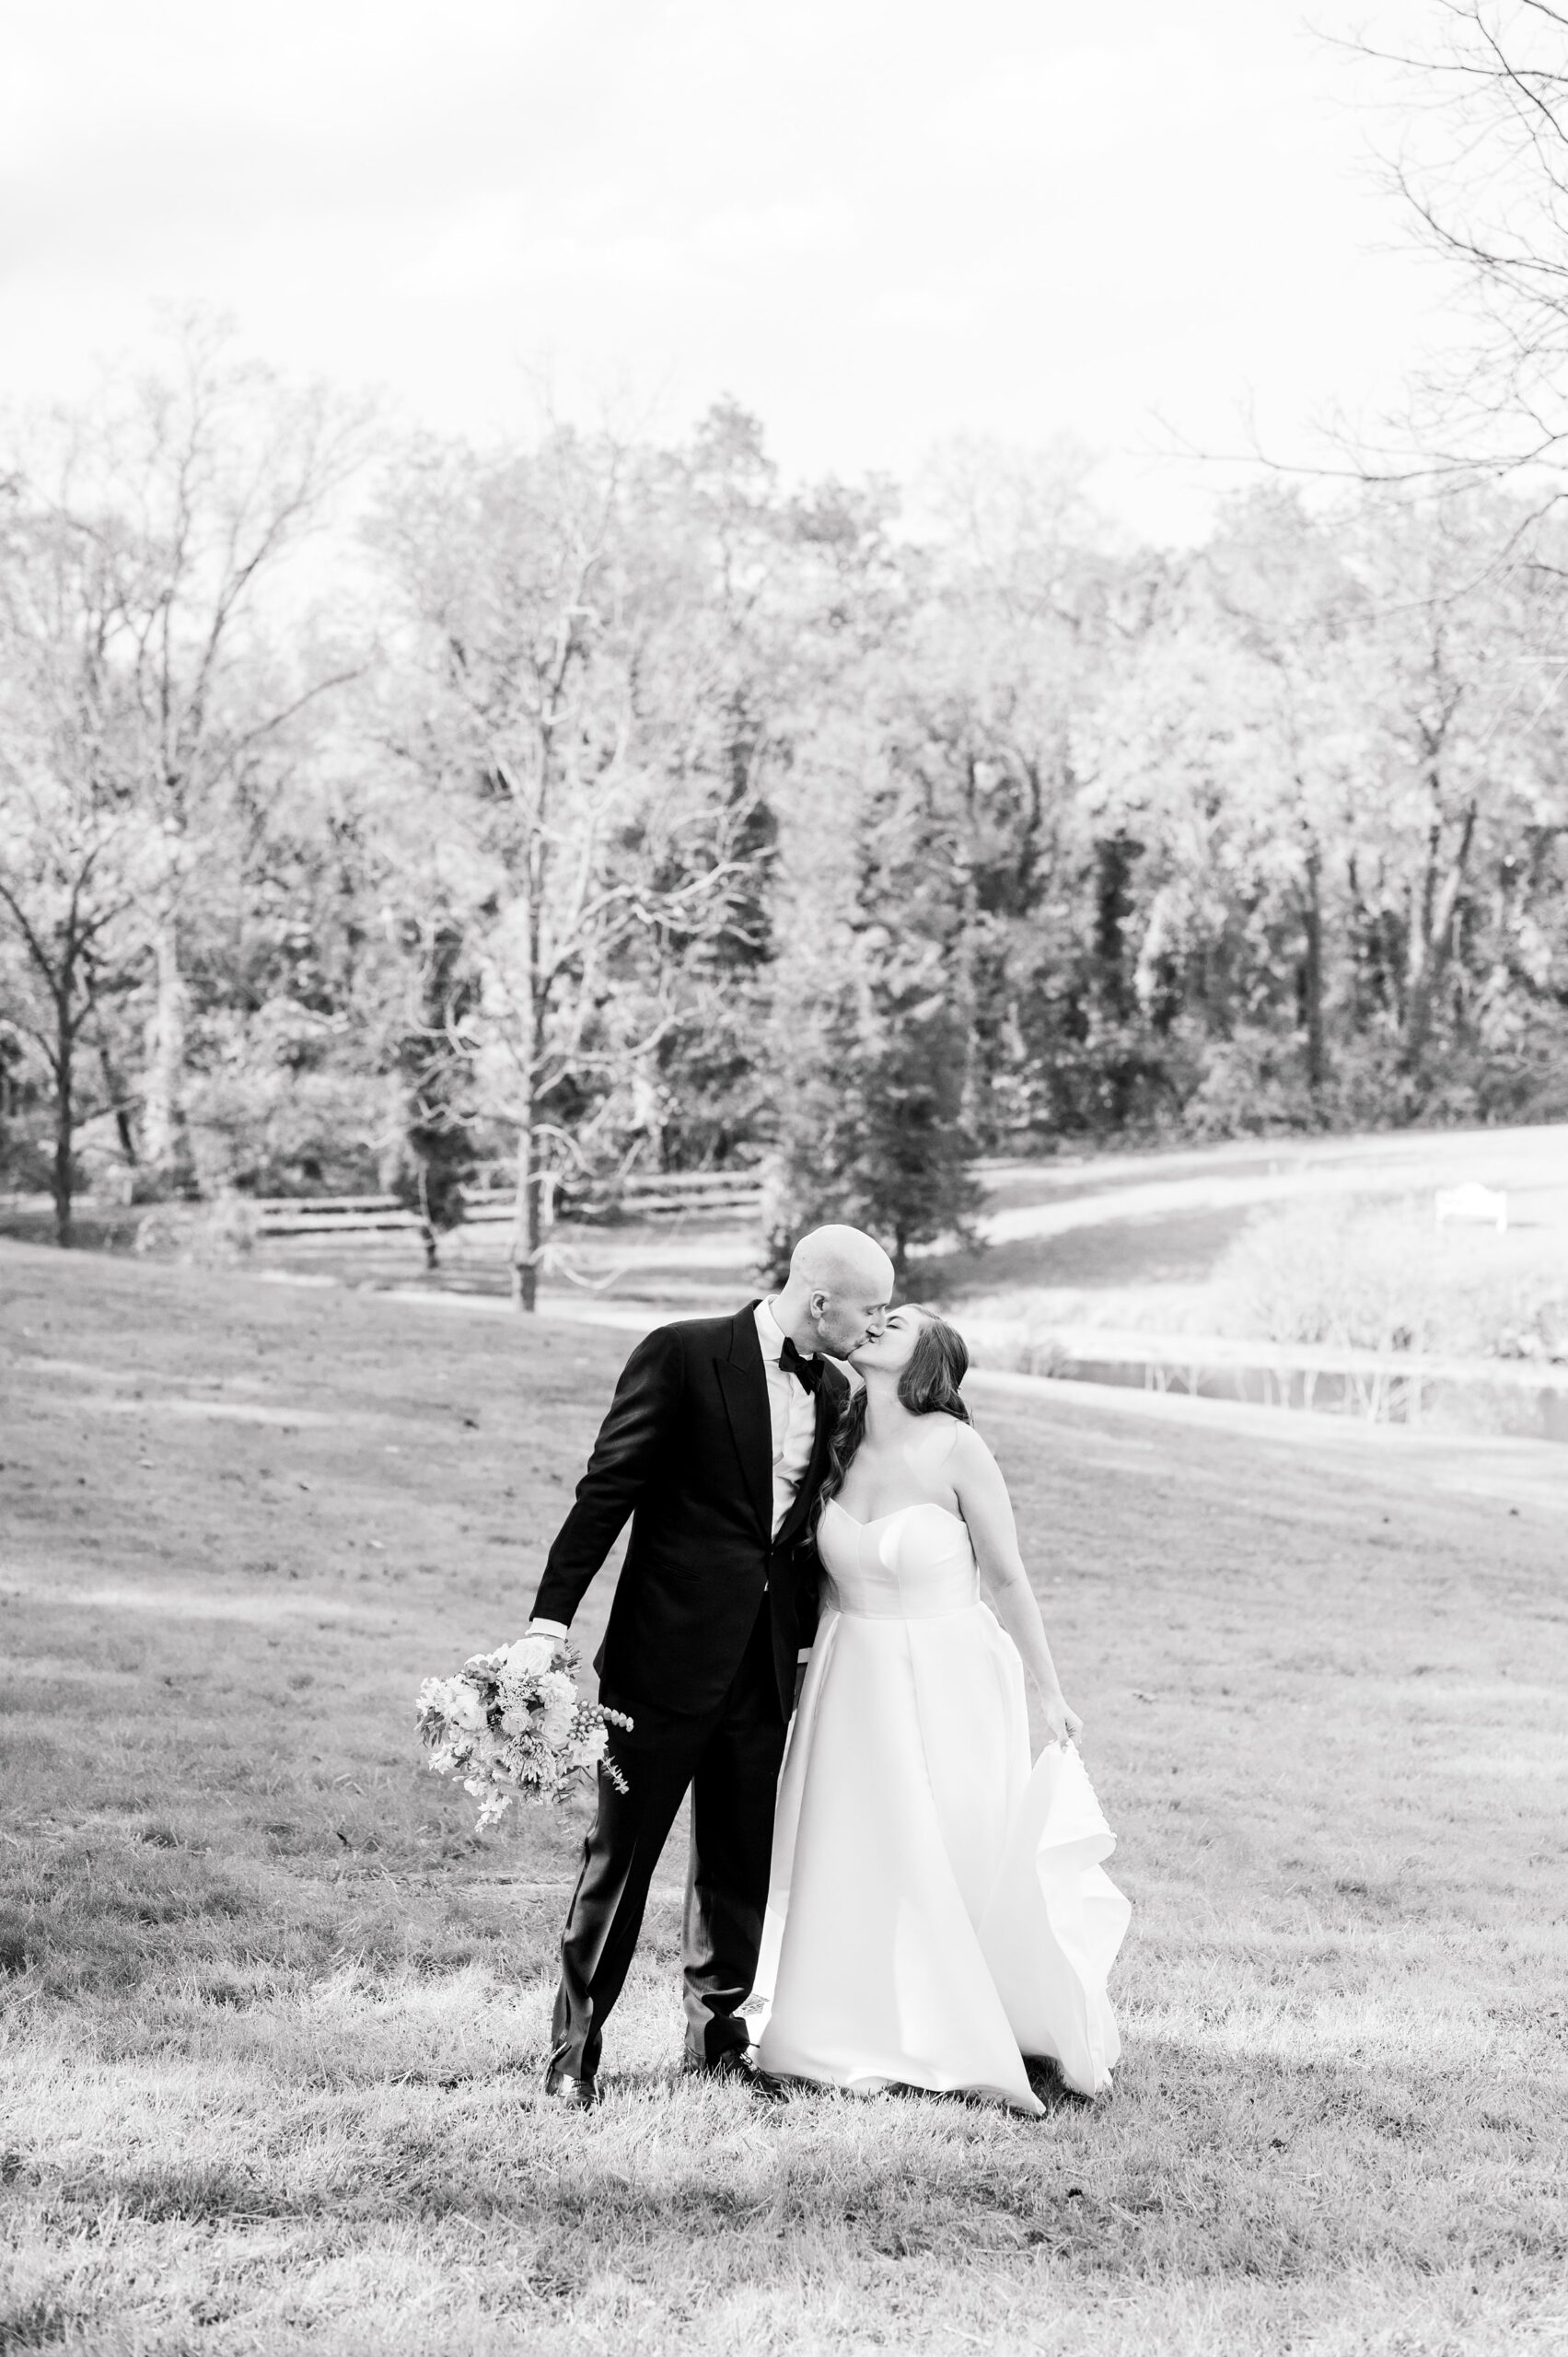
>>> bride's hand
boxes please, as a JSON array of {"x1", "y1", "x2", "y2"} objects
[{"x1": 1040, "y1": 1691, "x2": 1083, "y2": 1749}]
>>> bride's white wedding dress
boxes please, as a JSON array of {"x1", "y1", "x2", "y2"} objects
[{"x1": 753, "y1": 1500, "x2": 1129, "y2": 2112}]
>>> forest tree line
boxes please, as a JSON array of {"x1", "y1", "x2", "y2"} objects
[{"x1": 2, "y1": 328, "x2": 1567, "y2": 1295}]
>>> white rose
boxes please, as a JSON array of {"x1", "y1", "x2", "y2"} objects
[
  {"x1": 447, "y1": 1682, "x2": 490, "y2": 1736},
  {"x1": 539, "y1": 1701, "x2": 574, "y2": 1750},
  {"x1": 505, "y1": 1634, "x2": 559, "y2": 1679}
]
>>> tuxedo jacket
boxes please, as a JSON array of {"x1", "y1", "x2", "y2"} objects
[{"x1": 531, "y1": 1304, "x2": 848, "y2": 1727}]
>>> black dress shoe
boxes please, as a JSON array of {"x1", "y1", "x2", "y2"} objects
[
  {"x1": 542, "y1": 2065, "x2": 598, "y2": 2109},
  {"x1": 687, "y1": 2047, "x2": 787, "y2": 2101}
]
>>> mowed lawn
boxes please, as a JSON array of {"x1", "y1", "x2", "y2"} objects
[{"x1": 1, "y1": 1245, "x2": 1565, "y2": 2356}]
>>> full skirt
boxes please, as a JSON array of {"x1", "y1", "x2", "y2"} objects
[{"x1": 754, "y1": 1603, "x2": 1129, "y2": 2110}]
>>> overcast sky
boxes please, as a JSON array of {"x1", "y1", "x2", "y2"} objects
[{"x1": 3, "y1": 0, "x2": 1449, "y2": 540}]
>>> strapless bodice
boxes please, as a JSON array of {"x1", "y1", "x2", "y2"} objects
[{"x1": 818, "y1": 1500, "x2": 980, "y2": 1620}]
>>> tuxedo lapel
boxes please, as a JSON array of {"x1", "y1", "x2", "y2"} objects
[{"x1": 714, "y1": 1309, "x2": 773, "y2": 1544}]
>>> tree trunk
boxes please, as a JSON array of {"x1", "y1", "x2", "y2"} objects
[
  {"x1": 1093, "y1": 834, "x2": 1142, "y2": 1022},
  {"x1": 98, "y1": 1034, "x2": 139, "y2": 1173},
  {"x1": 52, "y1": 993, "x2": 75, "y2": 1249},
  {"x1": 509, "y1": 887, "x2": 545, "y2": 1313},
  {"x1": 418, "y1": 1161, "x2": 439, "y2": 1273},
  {"x1": 142, "y1": 914, "x2": 195, "y2": 1191},
  {"x1": 1404, "y1": 800, "x2": 1477, "y2": 1072},
  {"x1": 955, "y1": 760, "x2": 981, "y2": 1134},
  {"x1": 1300, "y1": 847, "x2": 1326, "y2": 1096},
  {"x1": 511, "y1": 1110, "x2": 540, "y2": 1311}
]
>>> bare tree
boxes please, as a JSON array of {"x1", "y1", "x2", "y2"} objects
[
  {"x1": 0, "y1": 831, "x2": 141, "y2": 1247},
  {"x1": 21, "y1": 313, "x2": 366, "y2": 1191},
  {"x1": 0, "y1": 500, "x2": 145, "y2": 1241},
  {"x1": 1346, "y1": 3, "x2": 1568, "y2": 481},
  {"x1": 371, "y1": 427, "x2": 763, "y2": 1308}
]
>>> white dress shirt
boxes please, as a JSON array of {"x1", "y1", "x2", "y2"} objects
[{"x1": 752, "y1": 1296, "x2": 820, "y2": 1538}]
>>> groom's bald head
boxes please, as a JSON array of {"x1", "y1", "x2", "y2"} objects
[
  {"x1": 789, "y1": 1225, "x2": 895, "y2": 1301},
  {"x1": 775, "y1": 1225, "x2": 895, "y2": 1359}
]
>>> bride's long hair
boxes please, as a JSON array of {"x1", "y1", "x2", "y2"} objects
[{"x1": 817, "y1": 1308, "x2": 971, "y2": 1521}]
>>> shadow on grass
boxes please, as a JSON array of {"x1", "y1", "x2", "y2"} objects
[
  {"x1": 30, "y1": 2027, "x2": 1550, "y2": 2287},
  {"x1": 0, "y1": 2292, "x2": 83, "y2": 2351},
  {"x1": 0, "y1": 1858, "x2": 563, "y2": 1999}
]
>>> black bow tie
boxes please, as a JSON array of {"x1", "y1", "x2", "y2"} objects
[{"x1": 779, "y1": 1336, "x2": 824, "y2": 1394}]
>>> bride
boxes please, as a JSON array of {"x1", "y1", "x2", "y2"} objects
[{"x1": 753, "y1": 1306, "x2": 1129, "y2": 2112}]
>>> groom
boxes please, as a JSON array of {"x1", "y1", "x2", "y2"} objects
[{"x1": 526, "y1": 1224, "x2": 894, "y2": 2107}]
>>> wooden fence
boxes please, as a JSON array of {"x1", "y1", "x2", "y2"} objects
[
  {"x1": 250, "y1": 1195, "x2": 422, "y2": 1237},
  {"x1": 460, "y1": 1167, "x2": 765, "y2": 1225},
  {"x1": 250, "y1": 1168, "x2": 764, "y2": 1238}
]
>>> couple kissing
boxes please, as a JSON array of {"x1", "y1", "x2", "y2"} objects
[{"x1": 527, "y1": 1224, "x2": 1127, "y2": 2114}]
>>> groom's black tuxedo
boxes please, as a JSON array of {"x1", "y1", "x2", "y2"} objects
[
  {"x1": 531, "y1": 1302, "x2": 848, "y2": 2082},
  {"x1": 534, "y1": 1305, "x2": 844, "y2": 1727}
]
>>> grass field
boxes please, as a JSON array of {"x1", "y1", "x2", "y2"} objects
[{"x1": 2, "y1": 1240, "x2": 1566, "y2": 2355}]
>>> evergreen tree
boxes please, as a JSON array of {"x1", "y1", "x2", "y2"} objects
[{"x1": 766, "y1": 927, "x2": 981, "y2": 1280}]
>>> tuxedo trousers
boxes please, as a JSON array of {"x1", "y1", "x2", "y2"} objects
[{"x1": 550, "y1": 1602, "x2": 786, "y2": 2077}]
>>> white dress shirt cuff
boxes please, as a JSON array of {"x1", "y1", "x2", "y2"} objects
[
  {"x1": 797, "y1": 1647, "x2": 812, "y2": 1662},
  {"x1": 528, "y1": 1618, "x2": 570, "y2": 1642}
]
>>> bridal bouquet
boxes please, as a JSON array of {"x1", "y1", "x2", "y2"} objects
[{"x1": 415, "y1": 1634, "x2": 630, "y2": 1831}]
